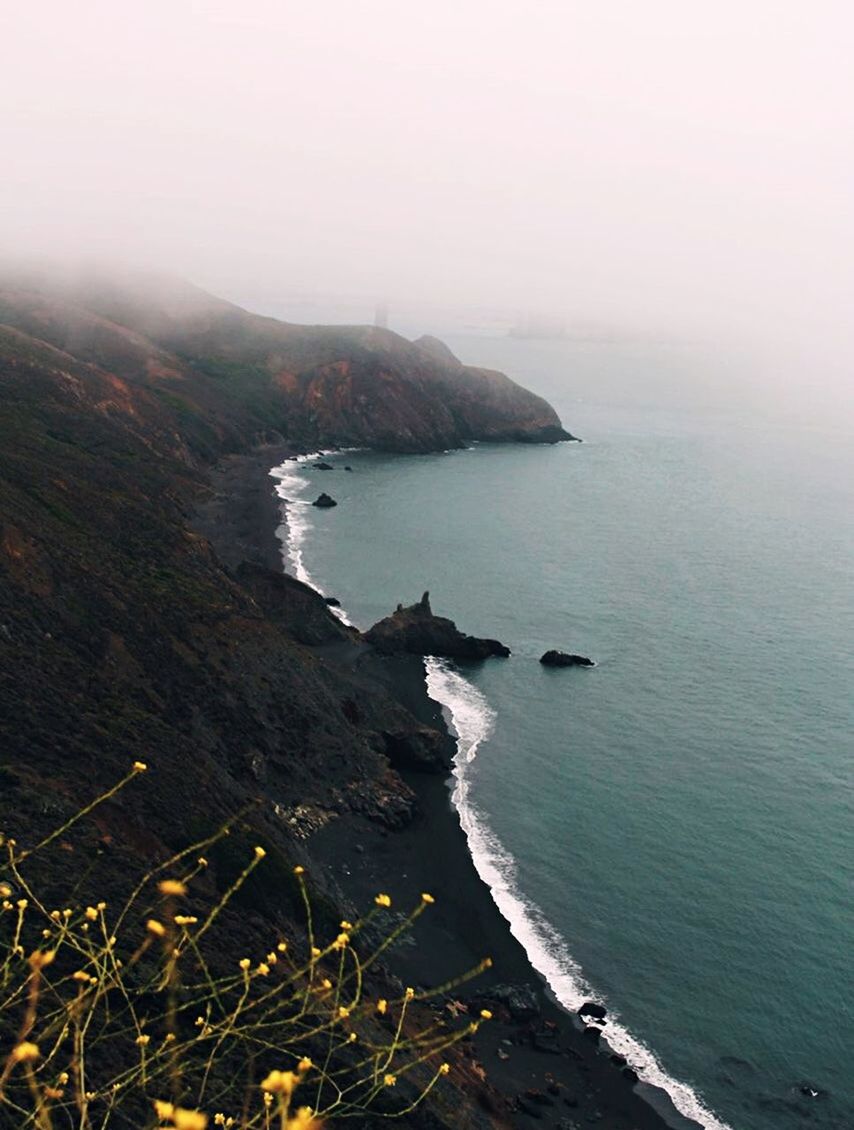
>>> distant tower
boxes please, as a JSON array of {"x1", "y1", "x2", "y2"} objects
[{"x1": 374, "y1": 301, "x2": 388, "y2": 330}]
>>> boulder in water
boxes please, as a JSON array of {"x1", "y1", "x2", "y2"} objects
[
  {"x1": 540, "y1": 650, "x2": 594, "y2": 668},
  {"x1": 314, "y1": 461, "x2": 334, "y2": 470},
  {"x1": 578, "y1": 1001, "x2": 607, "y2": 1021},
  {"x1": 312, "y1": 493, "x2": 337, "y2": 508}
]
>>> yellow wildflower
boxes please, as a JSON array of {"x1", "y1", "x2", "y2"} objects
[
  {"x1": 85, "y1": 906, "x2": 98, "y2": 921},
  {"x1": 480, "y1": 1008, "x2": 493, "y2": 1020},
  {"x1": 11, "y1": 1042, "x2": 40, "y2": 1063},
  {"x1": 259, "y1": 1069, "x2": 299, "y2": 1095},
  {"x1": 376, "y1": 998, "x2": 388, "y2": 1015},
  {"x1": 384, "y1": 1074, "x2": 397, "y2": 1087},
  {"x1": 253, "y1": 845, "x2": 266, "y2": 859},
  {"x1": 421, "y1": 892, "x2": 435, "y2": 904},
  {"x1": 172, "y1": 1111, "x2": 208, "y2": 1130},
  {"x1": 297, "y1": 1057, "x2": 312, "y2": 1073},
  {"x1": 136, "y1": 1034, "x2": 151, "y2": 1046},
  {"x1": 374, "y1": 893, "x2": 391, "y2": 908},
  {"x1": 337, "y1": 1005, "x2": 350, "y2": 1020},
  {"x1": 287, "y1": 1108, "x2": 320, "y2": 1130},
  {"x1": 293, "y1": 865, "x2": 305, "y2": 876},
  {"x1": 147, "y1": 919, "x2": 166, "y2": 937},
  {"x1": 158, "y1": 879, "x2": 187, "y2": 897},
  {"x1": 404, "y1": 986, "x2": 415, "y2": 1001},
  {"x1": 132, "y1": 761, "x2": 148, "y2": 773},
  {"x1": 238, "y1": 958, "x2": 251, "y2": 971},
  {"x1": 257, "y1": 962, "x2": 270, "y2": 976},
  {"x1": 439, "y1": 1062, "x2": 450, "y2": 1075},
  {"x1": 28, "y1": 949, "x2": 55, "y2": 970}
]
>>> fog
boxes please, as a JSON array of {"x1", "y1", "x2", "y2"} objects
[{"x1": 1, "y1": 1, "x2": 851, "y2": 414}]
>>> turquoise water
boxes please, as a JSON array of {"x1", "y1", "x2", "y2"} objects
[{"x1": 274, "y1": 339, "x2": 853, "y2": 1130}]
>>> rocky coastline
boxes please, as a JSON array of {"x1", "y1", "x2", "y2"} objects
[
  {"x1": 0, "y1": 270, "x2": 694, "y2": 1130},
  {"x1": 200, "y1": 445, "x2": 699, "y2": 1130}
]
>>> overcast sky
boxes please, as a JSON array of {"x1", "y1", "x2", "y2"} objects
[{"x1": 1, "y1": 0, "x2": 851, "y2": 401}]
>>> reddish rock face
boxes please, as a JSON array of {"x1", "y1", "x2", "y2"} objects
[{"x1": 0, "y1": 269, "x2": 576, "y2": 455}]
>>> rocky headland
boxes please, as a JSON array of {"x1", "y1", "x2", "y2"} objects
[
  {"x1": 366, "y1": 592, "x2": 511, "y2": 660},
  {"x1": 0, "y1": 268, "x2": 680, "y2": 1130}
]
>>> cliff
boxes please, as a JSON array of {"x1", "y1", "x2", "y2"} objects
[
  {"x1": 0, "y1": 271, "x2": 571, "y2": 1127},
  {"x1": 0, "y1": 273, "x2": 667, "y2": 1130},
  {"x1": 0, "y1": 267, "x2": 576, "y2": 456}
]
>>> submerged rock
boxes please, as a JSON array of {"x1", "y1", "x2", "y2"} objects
[
  {"x1": 540, "y1": 650, "x2": 594, "y2": 668},
  {"x1": 366, "y1": 592, "x2": 510, "y2": 660},
  {"x1": 314, "y1": 461, "x2": 334, "y2": 470},
  {"x1": 312, "y1": 493, "x2": 337, "y2": 508}
]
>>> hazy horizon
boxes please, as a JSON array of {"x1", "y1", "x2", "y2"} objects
[{"x1": 1, "y1": 1, "x2": 851, "y2": 416}]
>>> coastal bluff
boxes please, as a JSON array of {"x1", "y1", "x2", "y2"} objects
[
  {"x1": 0, "y1": 266, "x2": 576, "y2": 455},
  {"x1": 0, "y1": 268, "x2": 675, "y2": 1130}
]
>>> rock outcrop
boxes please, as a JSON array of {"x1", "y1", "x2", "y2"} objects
[
  {"x1": 578, "y1": 1002, "x2": 607, "y2": 1021},
  {"x1": 540, "y1": 650, "x2": 595, "y2": 667},
  {"x1": 366, "y1": 593, "x2": 510, "y2": 660},
  {"x1": 312, "y1": 493, "x2": 337, "y2": 508}
]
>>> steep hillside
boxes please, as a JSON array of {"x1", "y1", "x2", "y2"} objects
[
  {"x1": 0, "y1": 268, "x2": 575, "y2": 455},
  {"x1": 0, "y1": 272, "x2": 595, "y2": 1130}
]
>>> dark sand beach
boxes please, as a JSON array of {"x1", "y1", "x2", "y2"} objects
[{"x1": 196, "y1": 448, "x2": 700, "y2": 1130}]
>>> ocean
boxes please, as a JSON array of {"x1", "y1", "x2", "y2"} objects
[{"x1": 270, "y1": 336, "x2": 853, "y2": 1130}]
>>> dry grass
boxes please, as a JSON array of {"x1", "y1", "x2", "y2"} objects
[{"x1": 0, "y1": 764, "x2": 490, "y2": 1130}]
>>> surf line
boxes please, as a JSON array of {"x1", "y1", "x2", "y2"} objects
[
  {"x1": 424, "y1": 655, "x2": 733, "y2": 1130},
  {"x1": 269, "y1": 451, "x2": 355, "y2": 626}
]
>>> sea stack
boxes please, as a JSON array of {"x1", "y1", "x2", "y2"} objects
[
  {"x1": 366, "y1": 592, "x2": 510, "y2": 660},
  {"x1": 312, "y1": 493, "x2": 337, "y2": 508}
]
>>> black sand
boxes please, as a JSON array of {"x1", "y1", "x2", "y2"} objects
[{"x1": 197, "y1": 448, "x2": 702, "y2": 1130}]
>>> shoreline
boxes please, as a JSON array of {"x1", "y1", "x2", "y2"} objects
[{"x1": 197, "y1": 445, "x2": 704, "y2": 1130}]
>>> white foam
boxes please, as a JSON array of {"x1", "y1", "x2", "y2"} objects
[
  {"x1": 424, "y1": 656, "x2": 734, "y2": 1130},
  {"x1": 268, "y1": 451, "x2": 354, "y2": 626}
]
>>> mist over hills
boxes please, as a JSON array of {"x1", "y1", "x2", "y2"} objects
[{"x1": 0, "y1": 268, "x2": 573, "y2": 458}]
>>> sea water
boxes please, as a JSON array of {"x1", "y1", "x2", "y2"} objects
[{"x1": 270, "y1": 337, "x2": 853, "y2": 1130}]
